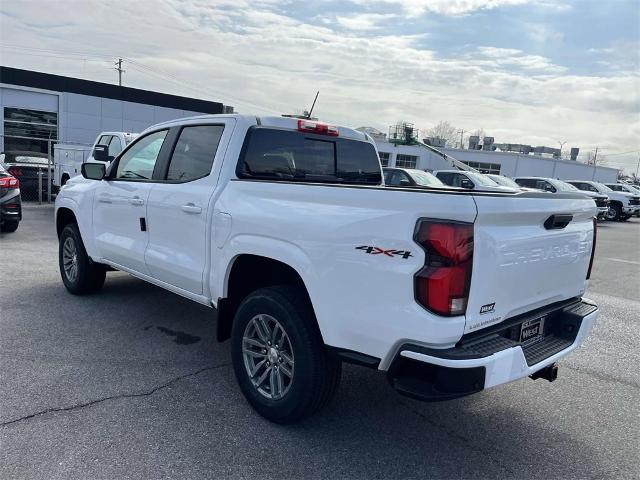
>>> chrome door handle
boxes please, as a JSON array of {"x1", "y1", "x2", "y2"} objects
[
  {"x1": 181, "y1": 203, "x2": 202, "y2": 214},
  {"x1": 129, "y1": 197, "x2": 144, "y2": 206},
  {"x1": 98, "y1": 195, "x2": 112, "y2": 204}
]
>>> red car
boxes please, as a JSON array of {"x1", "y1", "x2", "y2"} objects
[{"x1": 0, "y1": 162, "x2": 22, "y2": 233}]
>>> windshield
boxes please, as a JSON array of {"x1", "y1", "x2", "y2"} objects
[
  {"x1": 408, "y1": 169, "x2": 443, "y2": 186},
  {"x1": 465, "y1": 171, "x2": 500, "y2": 187},
  {"x1": 551, "y1": 179, "x2": 580, "y2": 192},
  {"x1": 487, "y1": 175, "x2": 520, "y2": 188},
  {"x1": 593, "y1": 182, "x2": 614, "y2": 193}
]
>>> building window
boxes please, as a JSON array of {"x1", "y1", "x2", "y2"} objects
[
  {"x1": 378, "y1": 151, "x2": 390, "y2": 167},
  {"x1": 396, "y1": 154, "x2": 417, "y2": 169},
  {"x1": 462, "y1": 161, "x2": 500, "y2": 174},
  {"x1": 3, "y1": 107, "x2": 58, "y2": 154}
]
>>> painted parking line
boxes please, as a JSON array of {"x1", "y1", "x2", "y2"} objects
[{"x1": 605, "y1": 257, "x2": 640, "y2": 266}]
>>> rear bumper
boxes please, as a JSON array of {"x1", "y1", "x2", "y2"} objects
[
  {"x1": 0, "y1": 192, "x2": 22, "y2": 224},
  {"x1": 387, "y1": 298, "x2": 598, "y2": 401}
]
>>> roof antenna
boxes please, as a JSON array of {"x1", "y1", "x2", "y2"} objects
[{"x1": 306, "y1": 91, "x2": 319, "y2": 119}]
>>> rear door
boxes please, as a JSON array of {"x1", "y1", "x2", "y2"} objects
[
  {"x1": 465, "y1": 193, "x2": 596, "y2": 333},
  {"x1": 144, "y1": 120, "x2": 233, "y2": 294}
]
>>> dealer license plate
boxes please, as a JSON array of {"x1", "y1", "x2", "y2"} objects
[{"x1": 519, "y1": 317, "x2": 546, "y2": 345}]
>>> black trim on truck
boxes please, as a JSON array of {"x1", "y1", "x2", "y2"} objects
[{"x1": 386, "y1": 298, "x2": 597, "y2": 402}]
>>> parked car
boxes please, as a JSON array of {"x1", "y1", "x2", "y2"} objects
[
  {"x1": 434, "y1": 169, "x2": 518, "y2": 192},
  {"x1": 383, "y1": 167, "x2": 445, "y2": 187},
  {"x1": 485, "y1": 174, "x2": 538, "y2": 191},
  {"x1": 566, "y1": 180, "x2": 639, "y2": 221},
  {"x1": 514, "y1": 177, "x2": 610, "y2": 220},
  {"x1": 0, "y1": 162, "x2": 22, "y2": 233},
  {"x1": 0, "y1": 151, "x2": 54, "y2": 198},
  {"x1": 604, "y1": 183, "x2": 640, "y2": 217},
  {"x1": 54, "y1": 131, "x2": 138, "y2": 188},
  {"x1": 55, "y1": 114, "x2": 599, "y2": 423}
]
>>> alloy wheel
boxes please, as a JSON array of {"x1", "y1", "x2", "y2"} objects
[{"x1": 242, "y1": 314, "x2": 295, "y2": 400}]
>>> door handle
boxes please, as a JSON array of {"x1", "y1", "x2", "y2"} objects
[
  {"x1": 98, "y1": 195, "x2": 112, "y2": 204},
  {"x1": 129, "y1": 197, "x2": 144, "y2": 206},
  {"x1": 181, "y1": 203, "x2": 202, "y2": 214}
]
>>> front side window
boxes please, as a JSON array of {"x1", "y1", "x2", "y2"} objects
[
  {"x1": 115, "y1": 130, "x2": 167, "y2": 180},
  {"x1": 238, "y1": 127, "x2": 381, "y2": 185},
  {"x1": 167, "y1": 125, "x2": 225, "y2": 182},
  {"x1": 108, "y1": 136, "x2": 123, "y2": 157}
]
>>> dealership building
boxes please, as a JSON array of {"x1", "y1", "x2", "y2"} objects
[
  {"x1": 0, "y1": 66, "x2": 231, "y2": 154},
  {"x1": 360, "y1": 127, "x2": 620, "y2": 183}
]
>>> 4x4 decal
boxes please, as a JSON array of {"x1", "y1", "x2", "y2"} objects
[{"x1": 356, "y1": 245, "x2": 413, "y2": 259}]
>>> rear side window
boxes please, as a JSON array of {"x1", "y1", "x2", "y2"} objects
[
  {"x1": 167, "y1": 125, "x2": 225, "y2": 182},
  {"x1": 238, "y1": 127, "x2": 381, "y2": 185}
]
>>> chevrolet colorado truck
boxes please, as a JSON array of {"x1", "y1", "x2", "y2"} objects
[{"x1": 55, "y1": 114, "x2": 599, "y2": 423}]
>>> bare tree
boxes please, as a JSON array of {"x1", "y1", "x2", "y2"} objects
[{"x1": 425, "y1": 121, "x2": 458, "y2": 147}]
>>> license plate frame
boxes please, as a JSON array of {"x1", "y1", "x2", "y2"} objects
[{"x1": 519, "y1": 316, "x2": 546, "y2": 345}]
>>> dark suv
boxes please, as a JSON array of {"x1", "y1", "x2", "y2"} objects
[{"x1": 0, "y1": 162, "x2": 22, "y2": 233}]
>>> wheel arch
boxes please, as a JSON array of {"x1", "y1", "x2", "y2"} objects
[
  {"x1": 56, "y1": 207, "x2": 78, "y2": 238},
  {"x1": 216, "y1": 254, "x2": 318, "y2": 343}
]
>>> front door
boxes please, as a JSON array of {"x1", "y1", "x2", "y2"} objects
[
  {"x1": 93, "y1": 129, "x2": 169, "y2": 274},
  {"x1": 145, "y1": 122, "x2": 231, "y2": 294}
]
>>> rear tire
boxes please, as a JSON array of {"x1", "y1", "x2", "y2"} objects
[
  {"x1": 231, "y1": 285, "x2": 341, "y2": 424},
  {"x1": 0, "y1": 220, "x2": 19, "y2": 233},
  {"x1": 606, "y1": 203, "x2": 622, "y2": 221},
  {"x1": 59, "y1": 224, "x2": 106, "y2": 295}
]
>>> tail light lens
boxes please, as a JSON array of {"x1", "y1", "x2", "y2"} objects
[
  {"x1": 414, "y1": 220, "x2": 474, "y2": 316},
  {"x1": 586, "y1": 217, "x2": 597, "y2": 280},
  {"x1": 297, "y1": 119, "x2": 339, "y2": 136},
  {"x1": 8, "y1": 167, "x2": 22, "y2": 177},
  {"x1": 0, "y1": 176, "x2": 20, "y2": 188}
]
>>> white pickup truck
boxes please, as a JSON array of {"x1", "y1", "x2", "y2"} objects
[
  {"x1": 54, "y1": 132, "x2": 138, "y2": 188},
  {"x1": 54, "y1": 115, "x2": 599, "y2": 423}
]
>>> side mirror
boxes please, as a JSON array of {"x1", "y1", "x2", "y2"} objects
[
  {"x1": 460, "y1": 179, "x2": 474, "y2": 189},
  {"x1": 81, "y1": 162, "x2": 106, "y2": 180},
  {"x1": 399, "y1": 179, "x2": 411, "y2": 186},
  {"x1": 93, "y1": 144, "x2": 110, "y2": 162}
]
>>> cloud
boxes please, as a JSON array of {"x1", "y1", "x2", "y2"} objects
[
  {"x1": 0, "y1": 0, "x2": 637, "y2": 170},
  {"x1": 351, "y1": 0, "x2": 531, "y2": 16},
  {"x1": 333, "y1": 13, "x2": 398, "y2": 31}
]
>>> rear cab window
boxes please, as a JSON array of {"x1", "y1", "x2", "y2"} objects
[{"x1": 237, "y1": 127, "x2": 382, "y2": 185}]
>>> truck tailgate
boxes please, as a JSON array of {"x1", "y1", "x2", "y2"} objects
[{"x1": 465, "y1": 193, "x2": 596, "y2": 334}]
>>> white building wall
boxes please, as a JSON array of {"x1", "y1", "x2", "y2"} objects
[
  {"x1": 0, "y1": 85, "x2": 220, "y2": 151},
  {"x1": 374, "y1": 140, "x2": 619, "y2": 183}
]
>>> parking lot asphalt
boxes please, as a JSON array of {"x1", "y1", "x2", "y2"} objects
[{"x1": 1, "y1": 205, "x2": 639, "y2": 479}]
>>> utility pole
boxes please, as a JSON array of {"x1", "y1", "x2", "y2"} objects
[
  {"x1": 458, "y1": 129, "x2": 466, "y2": 149},
  {"x1": 558, "y1": 140, "x2": 566, "y2": 159},
  {"x1": 114, "y1": 58, "x2": 125, "y2": 86},
  {"x1": 593, "y1": 146, "x2": 599, "y2": 165},
  {"x1": 635, "y1": 154, "x2": 639, "y2": 178}
]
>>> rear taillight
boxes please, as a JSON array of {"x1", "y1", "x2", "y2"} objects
[
  {"x1": 297, "y1": 119, "x2": 339, "y2": 136},
  {"x1": 414, "y1": 220, "x2": 474, "y2": 316},
  {"x1": 8, "y1": 167, "x2": 22, "y2": 177},
  {"x1": 586, "y1": 217, "x2": 597, "y2": 280},
  {"x1": 0, "y1": 176, "x2": 20, "y2": 188}
]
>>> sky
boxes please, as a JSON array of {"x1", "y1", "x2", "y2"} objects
[{"x1": 1, "y1": 0, "x2": 639, "y2": 173}]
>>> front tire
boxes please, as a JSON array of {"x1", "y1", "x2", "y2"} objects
[
  {"x1": 59, "y1": 224, "x2": 106, "y2": 295},
  {"x1": 231, "y1": 286, "x2": 341, "y2": 424},
  {"x1": 0, "y1": 220, "x2": 19, "y2": 233},
  {"x1": 606, "y1": 203, "x2": 622, "y2": 221}
]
